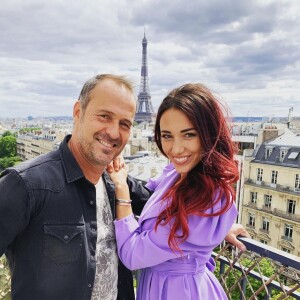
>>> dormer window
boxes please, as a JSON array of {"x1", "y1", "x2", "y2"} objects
[
  {"x1": 265, "y1": 147, "x2": 273, "y2": 159},
  {"x1": 279, "y1": 148, "x2": 289, "y2": 162}
]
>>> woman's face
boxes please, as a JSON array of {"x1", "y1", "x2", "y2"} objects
[{"x1": 160, "y1": 108, "x2": 202, "y2": 177}]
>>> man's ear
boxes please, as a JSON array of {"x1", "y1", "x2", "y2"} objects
[{"x1": 73, "y1": 101, "x2": 81, "y2": 121}]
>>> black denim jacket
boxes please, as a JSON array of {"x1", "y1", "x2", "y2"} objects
[{"x1": 0, "y1": 135, "x2": 151, "y2": 300}]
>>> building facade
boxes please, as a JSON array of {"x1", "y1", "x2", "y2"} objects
[
  {"x1": 241, "y1": 130, "x2": 300, "y2": 256},
  {"x1": 17, "y1": 130, "x2": 66, "y2": 161}
]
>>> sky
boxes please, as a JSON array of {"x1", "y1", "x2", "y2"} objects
[{"x1": 0, "y1": 0, "x2": 300, "y2": 119}]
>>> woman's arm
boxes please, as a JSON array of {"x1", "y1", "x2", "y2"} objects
[{"x1": 108, "y1": 165, "x2": 133, "y2": 220}]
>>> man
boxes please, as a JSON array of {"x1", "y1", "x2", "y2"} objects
[{"x1": 0, "y1": 74, "x2": 249, "y2": 300}]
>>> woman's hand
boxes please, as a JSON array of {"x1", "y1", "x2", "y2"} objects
[
  {"x1": 225, "y1": 223, "x2": 251, "y2": 252},
  {"x1": 106, "y1": 155, "x2": 125, "y2": 173},
  {"x1": 108, "y1": 164, "x2": 132, "y2": 220},
  {"x1": 108, "y1": 164, "x2": 128, "y2": 189}
]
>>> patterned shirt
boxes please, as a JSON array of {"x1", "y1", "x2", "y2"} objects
[{"x1": 91, "y1": 177, "x2": 118, "y2": 300}]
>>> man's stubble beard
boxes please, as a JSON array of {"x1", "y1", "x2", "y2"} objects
[{"x1": 78, "y1": 131, "x2": 116, "y2": 167}]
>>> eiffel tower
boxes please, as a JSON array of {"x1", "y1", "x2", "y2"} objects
[{"x1": 134, "y1": 31, "x2": 155, "y2": 123}]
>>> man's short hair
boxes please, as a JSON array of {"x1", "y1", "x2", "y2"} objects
[{"x1": 78, "y1": 74, "x2": 135, "y2": 112}]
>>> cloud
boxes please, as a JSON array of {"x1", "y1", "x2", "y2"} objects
[{"x1": 0, "y1": 0, "x2": 300, "y2": 118}]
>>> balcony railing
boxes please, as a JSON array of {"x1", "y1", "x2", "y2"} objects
[
  {"x1": 245, "y1": 179, "x2": 300, "y2": 196},
  {"x1": 135, "y1": 237, "x2": 300, "y2": 299},
  {"x1": 243, "y1": 203, "x2": 300, "y2": 223},
  {"x1": 273, "y1": 209, "x2": 300, "y2": 223},
  {"x1": 259, "y1": 228, "x2": 269, "y2": 234},
  {"x1": 281, "y1": 236, "x2": 293, "y2": 243},
  {"x1": 213, "y1": 237, "x2": 300, "y2": 299}
]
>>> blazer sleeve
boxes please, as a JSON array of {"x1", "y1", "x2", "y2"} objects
[
  {"x1": 126, "y1": 163, "x2": 173, "y2": 215},
  {"x1": 145, "y1": 163, "x2": 174, "y2": 192},
  {"x1": 114, "y1": 196, "x2": 238, "y2": 271},
  {"x1": 0, "y1": 169, "x2": 31, "y2": 256}
]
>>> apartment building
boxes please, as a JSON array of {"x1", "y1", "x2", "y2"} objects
[
  {"x1": 241, "y1": 130, "x2": 300, "y2": 256},
  {"x1": 17, "y1": 130, "x2": 66, "y2": 161}
]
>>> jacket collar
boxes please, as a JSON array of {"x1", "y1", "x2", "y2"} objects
[
  {"x1": 59, "y1": 135, "x2": 85, "y2": 183},
  {"x1": 59, "y1": 135, "x2": 117, "y2": 217}
]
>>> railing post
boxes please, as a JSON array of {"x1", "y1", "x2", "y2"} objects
[
  {"x1": 136, "y1": 269, "x2": 142, "y2": 291},
  {"x1": 264, "y1": 286, "x2": 272, "y2": 300},
  {"x1": 220, "y1": 260, "x2": 225, "y2": 275},
  {"x1": 239, "y1": 277, "x2": 247, "y2": 300}
]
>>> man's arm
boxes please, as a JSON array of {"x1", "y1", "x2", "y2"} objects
[
  {"x1": 126, "y1": 175, "x2": 152, "y2": 216},
  {"x1": 0, "y1": 169, "x2": 30, "y2": 256}
]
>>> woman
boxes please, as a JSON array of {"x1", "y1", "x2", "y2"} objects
[{"x1": 109, "y1": 83, "x2": 239, "y2": 299}]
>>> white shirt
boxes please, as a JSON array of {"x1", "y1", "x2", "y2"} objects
[{"x1": 91, "y1": 177, "x2": 118, "y2": 300}]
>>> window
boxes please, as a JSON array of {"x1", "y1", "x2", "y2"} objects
[
  {"x1": 282, "y1": 247, "x2": 291, "y2": 253},
  {"x1": 262, "y1": 217, "x2": 270, "y2": 231},
  {"x1": 260, "y1": 239, "x2": 268, "y2": 245},
  {"x1": 265, "y1": 147, "x2": 273, "y2": 159},
  {"x1": 250, "y1": 192, "x2": 257, "y2": 204},
  {"x1": 288, "y1": 152, "x2": 299, "y2": 159},
  {"x1": 248, "y1": 213, "x2": 255, "y2": 227},
  {"x1": 287, "y1": 200, "x2": 296, "y2": 214},
  {"x1": 271, "y1": 170, "x2": 278, "y2": 184},
  {"x1": 284, "y1": 224, "x2": 293, "y2": 239},
  {"x1": 256, "y1": 168, "x2": 263, "y2": 181},
  {"x1": 295, "y1": 174, "x2": 300, "y2": 189},
  {"x1": 279, "y1": 149, "x2": 288, "y2": 162},
  {"x1": 264, "y1": 195, "x2": 272, "y2": 208}
]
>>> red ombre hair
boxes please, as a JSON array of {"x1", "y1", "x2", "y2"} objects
[{"x1": 154, "y1": 83, "x2": 239, "y2": 251}]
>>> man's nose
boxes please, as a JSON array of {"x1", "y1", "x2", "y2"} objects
[{"x1": 105, "y1": 121, "x2": 120, "y2": 140}]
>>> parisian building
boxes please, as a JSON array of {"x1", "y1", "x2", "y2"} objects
[{"x1": 241, "y1": 128, "x2": 300, "y2": 256}]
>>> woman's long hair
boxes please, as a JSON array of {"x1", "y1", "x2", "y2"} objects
[{"x1": 154, "y1": 83, "x2": 239, "y2": 251}]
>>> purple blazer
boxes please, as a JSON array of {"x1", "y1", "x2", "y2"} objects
[{"x1": 114, "y1": 164, "x2": 237, "y2": 300}]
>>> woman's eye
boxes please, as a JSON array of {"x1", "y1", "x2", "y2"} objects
[
  {"x1": 185, "y1": 133, "x2": 196, "y2": 138},
  {"x1": 161, "y1": 134, "x2": 172, "y2": 139}
]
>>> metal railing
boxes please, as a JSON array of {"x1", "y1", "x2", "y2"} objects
[
  {"x1": 213, "y1": 237, "x2": 300, "y2": 299},
  {"x1": 135, "y1": 237, "x2": 300, "y2": 299}
]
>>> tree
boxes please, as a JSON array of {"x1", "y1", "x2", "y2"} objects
[
  {"x1": 1, "y1": 131, "x2": 13, "y2": 138},
  {"x1": 0, "y1": 136, "x2": 17, "y2": 158},
  {"x1": 0, "y1": 256, "x2": 11, "y2": 300},
  {"x1": 0, "y1": 156, "x2": 22, "y2": 170}
]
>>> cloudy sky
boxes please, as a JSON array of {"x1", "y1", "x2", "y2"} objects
[{"x1": 0, "y1": 0, "x2": 299, "y2": 119}]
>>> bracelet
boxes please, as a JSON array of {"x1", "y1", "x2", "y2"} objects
[
  {"x1": 116, "y1": 199, "x2": 132, "y2": 204},
  {"x1": 116, "y1": 202, "x2": 132, "y2": 206}
]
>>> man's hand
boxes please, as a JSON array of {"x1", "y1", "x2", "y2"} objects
[
  {"x1": 106, "y1": 155, "x2": 125, "y2": 173},
  {"x1": 225, "y1": 223, "x2": 251, "y2": 252}
]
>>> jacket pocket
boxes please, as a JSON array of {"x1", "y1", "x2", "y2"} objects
[{"x1": 43, "y1": 224, "x2": 84, "y2": 264}]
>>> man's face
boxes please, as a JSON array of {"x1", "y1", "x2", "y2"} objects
[{"x1": 73, "y1": 79, "x2": 136, "y2": 167}]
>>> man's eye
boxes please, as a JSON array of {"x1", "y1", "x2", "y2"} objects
[
  {"x1": 121, "y1": 122, "x2": 131, "y2": 130},
  {"x1": 100, "y1": 115, "x2": 110, "y2": 120}
]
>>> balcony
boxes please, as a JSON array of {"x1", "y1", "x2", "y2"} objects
[
  {"x1": 247, "y1": 202, "x2": 257, "y2": 209},
  {"x1": 281, "y1": 235, "x2": 293, "y2": 243},
  {"x1": 245, "y1": 179, "x2": 300, "y2": 196},
  {"x1": 261, "y1": 205, "x2": 272, "y2": 213},
  {"x1": 273, "y1": 208, "x2": 300, "y2": 223},
  {"x1": 214, "y1": 238, "x2": 300, "y2": 299},
  {"x1": 259, "y1": 228, "x2": 269, "y2": 234},
  {"x1": 246, "y1": 223, "x2": 256, "y2": 229},
  {"x1": 136, "y1": 238, "x2": 300, "y2": 299}
]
